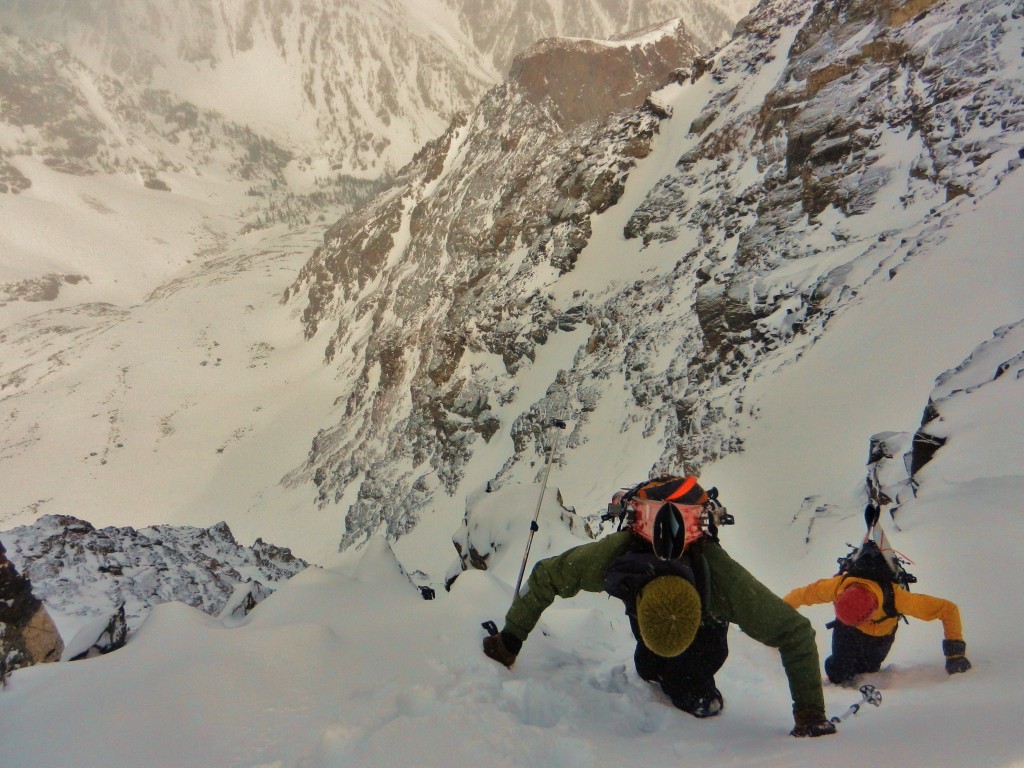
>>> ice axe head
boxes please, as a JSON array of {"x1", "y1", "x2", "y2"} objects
[{"x1": 860, "y1": 684, "x2": 882, "y2": 706}]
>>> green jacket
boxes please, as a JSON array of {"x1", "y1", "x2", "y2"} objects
[{"x1": 503, "y1": 531, "x2": 825, "y2": 714}]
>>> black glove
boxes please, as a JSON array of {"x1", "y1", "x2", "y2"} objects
[
  {"x1": 790, "y1": 709, "x2": 837, "y2": 737},
  {"x1": 483, "y1": 631, "x2": 522, "y2": 668},
  {"x1": 943, "y1": 639, "x2": 972, "y2": 675}
]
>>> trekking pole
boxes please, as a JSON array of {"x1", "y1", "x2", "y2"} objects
[
  {"x1": 830, "y1": 684, "x2": 882, "y2": 724},
  {"x1": 512, "y1": 418, "x2": 567, "y2": 599}
]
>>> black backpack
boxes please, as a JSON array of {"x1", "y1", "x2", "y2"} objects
[{"x1": 831, "y1": 504, "x2": 917, "y2": 625}]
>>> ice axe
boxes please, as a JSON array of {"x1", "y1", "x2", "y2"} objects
[
  {"x1": 830, "y1": 684, "x2": 883, "y2": 724},
  {"x1": 512, "y1": 418, "x2": 567, "y2": 599},
  {"x1": 481, "y1": 418, "x2": 566, "y2": 643}
]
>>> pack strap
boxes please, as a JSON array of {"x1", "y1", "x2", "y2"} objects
[
  {"x1": 635, "y1": 475, "x2": 708, "y2": 505},
  {"x1": 663, "y1": 476, "x2": 700, "y2": 502}
]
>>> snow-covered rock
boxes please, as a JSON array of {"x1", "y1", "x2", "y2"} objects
[
  {"x1": 446, "y1": 482, "x2": 599, "y2": 588},
  {"x1": 217, "y1": 581, "x2": 273, "y2": 628},
  {"x1": 910, "y1": 320, "x2": 1024, "y2": 484},
  {"x1": 61, "y1": 603, "x2": 127, "y2": 661},
  {"x1": 1, "y1": 515, "x2": 310, "y2": 631}
]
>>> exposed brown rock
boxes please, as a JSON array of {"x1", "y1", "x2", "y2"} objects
[
  {"x1": 1, "y1": 539, "x2": 64, "y2": 680},
  {"x1": 887, "y1": 0, "x2": 943, "y2": 27},
  {"x1": 509, "y1": 20, "x2": 701, "y2": 132},
  {"x1": 21, "y1": 604, "x2": 65, "y2": 664}
]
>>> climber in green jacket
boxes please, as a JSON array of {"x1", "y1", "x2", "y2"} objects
[{"x1": 482, "y1": 475, "x2": 835, "y2": 737}]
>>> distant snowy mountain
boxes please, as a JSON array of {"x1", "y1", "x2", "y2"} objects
[
  {"x1": 0, "y1": 26, "x2": 294, "y2": 187},
  {"x1": 0, "y1": 0, "x2": 743, "y2": 182}
]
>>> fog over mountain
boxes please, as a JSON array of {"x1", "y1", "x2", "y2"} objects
[{"x1": 0, "y1": 0, "x2": 744, "y2": 179}]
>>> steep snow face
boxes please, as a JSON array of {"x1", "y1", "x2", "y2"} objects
[
  {"x1": 0, "y1": 0, "x2": 746, "y2": 179},
  {"x1": 287, "y1": 0, "x2": 1024, "y2": 556}
]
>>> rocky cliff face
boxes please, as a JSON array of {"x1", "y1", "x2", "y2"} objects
[
  {"x1": 1, "y1": 515, "x2": 310, "y2": 630},
  {"x1": 510, "y1": 21, "x2": 704, "y2": 131},
  {"x1": 287, "y1": 0, "x2": 1024, "y2": 553},
  {"x1": 286, "y1": 21, "x2": 708, "y2": 548}
]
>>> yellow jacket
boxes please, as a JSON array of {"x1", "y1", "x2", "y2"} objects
[{"x1": 783, "y1": 575, "x2": 964, "y2": 640}]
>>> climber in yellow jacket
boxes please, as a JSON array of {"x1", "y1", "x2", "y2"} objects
[{"x1": 783, "y1": 574, "x2": 971, "y2": 684}]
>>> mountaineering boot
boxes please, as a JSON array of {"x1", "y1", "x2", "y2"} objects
[
  {"x1": 790, "y1": 709, "x2": 837, "y2": 737},
  {"x1": 672, "y1": 686, "x2": 724, "y2": 718}
]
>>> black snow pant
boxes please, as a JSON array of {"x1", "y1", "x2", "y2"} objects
[
  {"x1": 632, "y1": 619, "x2": 729, "y2": 708},
  {"x1": 825, "y1": 622, "x2": 897, "y2": 684}
]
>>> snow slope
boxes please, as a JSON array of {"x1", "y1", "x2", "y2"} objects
[
  {"x1": 1, "y1": 363, "x2": 1023, "y2": 768},
  {"x1": 0, "y1": 195, "x2": 351, "y2": 562}
]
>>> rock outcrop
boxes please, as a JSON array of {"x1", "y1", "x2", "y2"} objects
[
  {"x1": 0, "y1": 539, "x2": 63, "y2": 681},
  {"x1": 62, "y1": 604, "x2": 128, "y2": 661},
  {"x1": 863, "y1": 320, "x2": 1024, "y2": 519},
  {"x1": 1, "y1": 515, "x2": 310, "y2": 632},
  {"x1": 510, "y1": 20, "x2": 705, "y2": 131}
]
